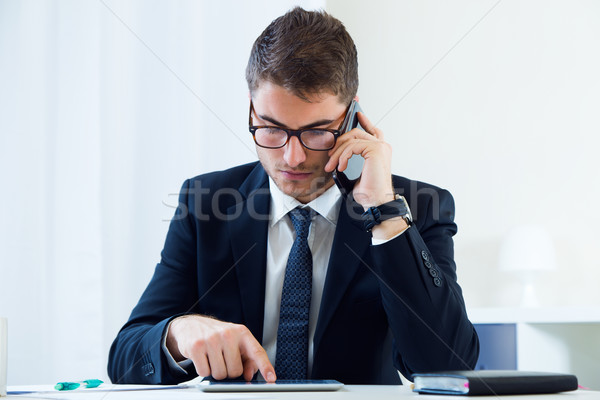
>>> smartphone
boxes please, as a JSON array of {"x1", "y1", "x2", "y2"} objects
[{"x1": 332, "y1": 100, "x2": 366, "y2": 197}]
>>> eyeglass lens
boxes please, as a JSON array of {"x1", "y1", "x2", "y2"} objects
[{"x1": 254, "y1": 128, "x2": 335, "y2": 150}]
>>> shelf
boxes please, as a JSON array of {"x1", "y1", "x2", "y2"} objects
[
  {"x1": 468, "y1": 306, "x2": 600, "y2": 390},
  {"x1": 468, "y1": 306, "x2": 600, "y2": 324}
]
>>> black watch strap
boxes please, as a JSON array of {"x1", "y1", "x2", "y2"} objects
[{"x1": 362, "y1": 195, "x2": 412, "y2": 232}]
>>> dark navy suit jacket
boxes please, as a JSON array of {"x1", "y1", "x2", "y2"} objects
[{"x1": 108, "y1": 162, "x2": 479, "y2": 385}]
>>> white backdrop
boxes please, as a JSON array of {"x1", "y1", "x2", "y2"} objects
[
  {"x1": 1, "y1": 0, "x2": 600, "y2": 386},
  {"x1": 328, "y1": 0, "x2": 600, "y2": 307},
  {"x1": 0, "y1": 0, "x2": 323, "y2": 385}
]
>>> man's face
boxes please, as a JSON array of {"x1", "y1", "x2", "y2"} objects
[{"x1": 251, "y1": 82, "x2": 347, "y2": 203}]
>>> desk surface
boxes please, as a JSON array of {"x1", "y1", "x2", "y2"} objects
[{"x1": 5, "y1": 384, "x2": 598, "y2": 400}]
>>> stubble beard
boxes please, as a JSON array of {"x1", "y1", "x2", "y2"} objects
[{"x1": 271, "y1": 164, "x2": 335, "y2": 202}]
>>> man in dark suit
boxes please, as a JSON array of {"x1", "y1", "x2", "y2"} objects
[{"x1": 108, "y1": 7, "x2": 479, "y2": 385}]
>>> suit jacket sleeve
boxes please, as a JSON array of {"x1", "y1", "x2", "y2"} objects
[
  {"x1": 108, "y1": 179, "x2": 200, "y2": 384},
  {"x1": 370, "y1": 184, "x2": 479, "y2": 378}
]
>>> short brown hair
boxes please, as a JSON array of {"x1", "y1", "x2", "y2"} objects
[{"x1": 246, "y1": 7, "x2": 358, "y2": 104}]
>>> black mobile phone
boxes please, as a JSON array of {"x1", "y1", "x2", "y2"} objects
[{"x1": 332, "y1": 100, "x2": 366, "y2": 197}]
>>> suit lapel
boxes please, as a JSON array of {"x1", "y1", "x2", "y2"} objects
[
  {"x1": 227, "y1": 164, "x2": 270, "y2": 342},
  {"x1": 313, "y1": 197, "x2": 371, "y2": 352}
]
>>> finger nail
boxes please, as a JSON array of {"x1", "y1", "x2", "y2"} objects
[{"x1": 267, "y1": 372, "x2": 275, "y2": 382}]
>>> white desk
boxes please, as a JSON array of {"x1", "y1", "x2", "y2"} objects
[
  {"x1": 470, "y1": 306, "x2": 600, "y2": 390},
  {"x1": 5, "y1": 384, "x2": 598, "y2": 400}
]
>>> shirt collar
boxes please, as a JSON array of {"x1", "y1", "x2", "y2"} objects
[{"x1": 269, "y1": 177, "x2": 342, "y2": 227}]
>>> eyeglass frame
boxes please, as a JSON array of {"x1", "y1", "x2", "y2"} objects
[{"x1": 248, "y1": 100, "x2": 351, "y2": 151}]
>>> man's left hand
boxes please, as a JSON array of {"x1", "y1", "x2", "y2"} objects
[{"x1": 324, "y1": 111, "x2": 408, "y2": 239}]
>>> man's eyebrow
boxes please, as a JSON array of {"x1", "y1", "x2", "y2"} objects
[{"x1": 258, "y1": 113, "x2": 336, "y2": 130}]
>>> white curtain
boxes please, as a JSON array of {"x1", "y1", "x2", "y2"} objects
[{"x1": 0, "y1": 0, "x2": 324, "y2": 385}]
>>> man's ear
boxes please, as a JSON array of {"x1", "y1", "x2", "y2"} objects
[
  {"x1": 354, "y1": 95, "x2": 359, "y2": 102},
  {"x1": 248, "y1": 92, "x2": 252, "y2": 100}
]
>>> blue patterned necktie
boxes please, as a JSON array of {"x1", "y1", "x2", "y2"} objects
[{"x1": 275, "y1": 207, "x2": 313, "y2": 379}]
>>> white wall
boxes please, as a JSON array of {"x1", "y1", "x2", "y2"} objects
[
  {"x1": 0, "y1": 0, "x2": 323, "y2": 385},
  {"x1": 1, "y1": 0, "x2": 599, "y2": 387},
  {"x1": 327, "y1": 0, "x2": 600, "y2": 309}
]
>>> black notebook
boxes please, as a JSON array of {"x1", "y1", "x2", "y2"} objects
[{"x1": 412, "y1": 370, "x2": 578, "y2": 396}]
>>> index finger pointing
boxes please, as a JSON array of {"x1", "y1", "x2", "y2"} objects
[{"x1": 239, "y1": 333, "x2": 276, "y2": 382}]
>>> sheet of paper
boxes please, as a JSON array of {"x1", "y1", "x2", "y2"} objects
[{"x1": 6, "y1": 384, "x2": 264, "y2": 399}]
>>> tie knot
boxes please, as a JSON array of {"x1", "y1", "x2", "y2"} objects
[{"x1": 289, "y1": 207, "x2": 311, "y2": 239}]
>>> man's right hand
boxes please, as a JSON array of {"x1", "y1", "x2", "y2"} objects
[{"x1": 165, "y1": 315, "x2": 276, "y2": 382}]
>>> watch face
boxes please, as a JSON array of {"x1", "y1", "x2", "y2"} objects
[{"x1": 398, "y1": 195, "x2": 413, "y2": 223}]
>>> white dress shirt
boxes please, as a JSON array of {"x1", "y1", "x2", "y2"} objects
[{"x1": 262, "y1": 178, "x2": 342, "y2": 376}]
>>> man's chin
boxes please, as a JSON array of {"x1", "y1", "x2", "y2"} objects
[{"x1": 279, "y1": 183, "x2": 312, "y2": 199}]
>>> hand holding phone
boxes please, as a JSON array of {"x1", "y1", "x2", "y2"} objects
[{"x1": 327, "y1": 101, "x2": 396, "y2": 211}]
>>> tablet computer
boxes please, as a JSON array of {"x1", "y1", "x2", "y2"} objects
[{"x1": 199, "y1": 379, "x2": 344, "y2": 392}]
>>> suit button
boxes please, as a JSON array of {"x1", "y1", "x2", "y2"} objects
[
  {"x1": 433, "y1": 277, "x2": 442, "y2": 287},
  {"x1": 429, "y1": 268, "x2": 439, "y2": 278},
  {"x1": 421, "y1": 250, "x2": 429, "y2": 261},
  {"x1": 424, "y1": 260, "x2": 433, "y2": 269}
]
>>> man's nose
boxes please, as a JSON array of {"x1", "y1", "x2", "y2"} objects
[{"x1": 283, "y1": 136, "x2": 307, "y2": 168}]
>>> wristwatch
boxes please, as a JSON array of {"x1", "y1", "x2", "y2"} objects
[{"x1": 362, "y1": 194, "x2": 413, "y2": 232}]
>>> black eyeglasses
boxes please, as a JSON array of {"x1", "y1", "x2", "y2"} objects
[{"x1": 248, "y1": 100, "x2": 349, "y2": 151}]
